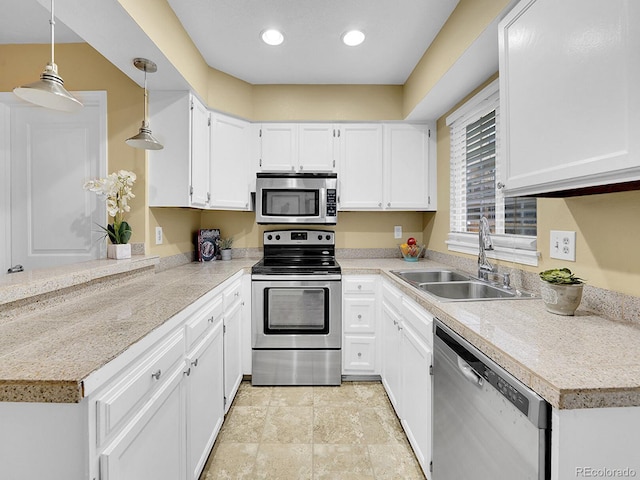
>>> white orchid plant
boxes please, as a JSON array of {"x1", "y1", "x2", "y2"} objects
[{"x1": 84, "y1": 170, "x2": 136, "y2": 245}]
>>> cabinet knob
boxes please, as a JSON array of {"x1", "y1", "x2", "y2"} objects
[
  {"x1": 378, "y1": 202, "x2": 382, "y2": 208},
  {"x1": 387, "y1": 202, "x2": 391, "y2": 207},
  {"x1": 191, "y1": 358, "x2": 199, "y2": 367},
  {"x1": 151, "y1": 369, "x2": 162, "y2": 380},
  {"x1": 235, "y1": 292, "x2": 240, "y2": 297},
  {"x1": 184, "y1": 367, "x2": 191, "y2": 377},
  {"x1": 357, "y1": 284, "x2": 362, "y2": 290},
  {"x1": 208, "y1": 316, "x2": 214, "y2": 323},
  {"x1": 357, "y1": 352, "x2": 362, "y2": 358},
  {"x1": 357, "y1": 314, "x2": 362, "y2": 319},
  {"x1": 497, "y1": 182, "x2": 505, "y2": 189}
]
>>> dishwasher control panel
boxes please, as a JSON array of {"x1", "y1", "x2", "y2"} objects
[{"x1": 481, "y1": 366, "x2": 529, "y2": 416}]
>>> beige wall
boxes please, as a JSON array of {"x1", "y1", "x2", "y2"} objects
[
  {"x1": 1, "y1": 43, "x2": 147, "y2": 244},
  {"x1": 200, "y1": 210, "x2": 425, "y2": 249}
]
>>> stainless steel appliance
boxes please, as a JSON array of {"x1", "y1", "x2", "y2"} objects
[
  {"x1": 433, "y1": 319, "x2": 550, "y2": 480},
  {"x1": 251, "y1": 229, "x2": 341, "y2": 385},
  {"x1": 255, "y1": 173, "x2": 338, "y2": 225}
]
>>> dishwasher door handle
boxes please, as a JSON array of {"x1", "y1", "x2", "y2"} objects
[{"x1": 457, "y1": 357, "x2": 484, "y2": 387}]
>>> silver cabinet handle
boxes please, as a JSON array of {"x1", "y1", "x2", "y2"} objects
[
  {"x1": 191, "y1": 358, "x2": 199, "y2": 367},
  {"x1": 235, "y1": 292, "x2": 240, "y2": 297},
  {"x1": 151, "y1": 369, "x2": 162, "y2": 380},
  {"x1": 497, "y1": 182, "x2": 505, "y2": 189},
  {"x1": 184, "y1": 367, "x2": 191, "y2": 377},
  {"x1": 208, "y1": 316, "x2": 214, "y2": 323}
]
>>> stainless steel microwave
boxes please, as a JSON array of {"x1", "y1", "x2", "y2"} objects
[{"x1": 255, "y1": 173, "x2": 338, "y2": 225}]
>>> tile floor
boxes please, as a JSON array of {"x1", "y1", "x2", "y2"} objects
[{"x1": 199, "y1": 381, "x2": 426, "y2": 480}]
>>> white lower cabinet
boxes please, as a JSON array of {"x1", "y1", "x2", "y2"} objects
[
  {"x1": 381, "y1": 281, "x2": 404, "y2": 414},
  {"x1": 223, "y1": 274, "x2": 244, "y2": 413},
  {"x1": 185, "y1": 321, "x2": 224, "y2": 480},
  {"x1": 99, "y1": 362, "x2": 186, "y2": 480},
  {"x1": 400, "y1": 297, "x2": 433, "y2": 474},
  {"x1": 342, "y1": 275, "x2": 379, "y2": 375},
  {"x1": 380, "y1": 279, "x2": 433, "y2": 477},
  {"x1": 95, "y1": 274, "x2": 243, "y2": 480}
]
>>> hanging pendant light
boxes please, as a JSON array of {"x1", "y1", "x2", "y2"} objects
[
  {"x1": 125, "y1": 58, "x2": 164, "y2": 150},
  {"x1": 13, "y1": 0, "x2": 83, "y2": 112}
]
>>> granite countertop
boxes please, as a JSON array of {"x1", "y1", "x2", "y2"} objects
[{"x1": 1, "y1": 256, "x2": 639, "y2": 409}]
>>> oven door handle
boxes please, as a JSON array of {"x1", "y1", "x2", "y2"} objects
[{"x1": 252, "y1": 274, "x2": 342, "y2": 281}]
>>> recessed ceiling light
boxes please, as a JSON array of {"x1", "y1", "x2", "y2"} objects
[
  {"x1": 261, "y1": 29, "x2": 284, "y2": 46},
  {"x1": 341, "y1": 30, "x2": 365, "y2": 47}
]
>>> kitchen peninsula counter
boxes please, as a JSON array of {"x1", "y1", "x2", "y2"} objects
[{"x1": 1, "y1": 256, "x2": 639, "y2": 409}]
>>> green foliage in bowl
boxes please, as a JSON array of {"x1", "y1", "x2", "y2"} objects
[{"x1": 539, "y1": 268, "x2": 584, "y2": 285}]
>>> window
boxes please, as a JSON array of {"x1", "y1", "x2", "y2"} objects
[{"x1": 446, "y1": 79, "x2": 539, "y2": 266}]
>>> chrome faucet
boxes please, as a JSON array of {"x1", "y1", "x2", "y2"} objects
[{"x1": 478, "y1": 216, "x2": 494, "y2": 280}]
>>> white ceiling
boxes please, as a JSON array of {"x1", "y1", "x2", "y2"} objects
[
  {"x1": 2, "y1": 0, "x2": 459, "y2": 86},
  {"x1": 166, "y1": 0, "x2": 459, "y2": 85}
]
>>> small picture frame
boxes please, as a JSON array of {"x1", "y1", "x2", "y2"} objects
[{"x1": 196, "y1": 229, "x2": 220, "y2": 262}]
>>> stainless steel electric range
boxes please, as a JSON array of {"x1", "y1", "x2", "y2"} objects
[{"x1": 251, "y1": 229, "x2": 342, "y2": 386}]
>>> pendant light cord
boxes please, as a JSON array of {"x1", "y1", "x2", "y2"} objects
[
  {"x1": 50, "y1": 0, "x2": 55, "y2": 65},
  {"x1": 143, "y1": 67, "x2": 148, "y2": 127}
]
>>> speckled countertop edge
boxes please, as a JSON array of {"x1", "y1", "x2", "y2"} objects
[{"x1": 1, "y1": 256, "x2": 639, "y2": 408}]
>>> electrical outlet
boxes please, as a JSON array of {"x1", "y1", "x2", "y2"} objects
[
  {"x1": 394, "y1": 226, "x2": 402, "y2": 239},
  {"x1": 155, "y1": 226, "x2": 163, "y2": 245},
  {"x1": 550, "y1": 230, "x2": 576, "y2": 261}
]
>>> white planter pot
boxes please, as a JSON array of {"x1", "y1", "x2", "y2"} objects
[
  {"x1": 539, "y1": 280, "x2": 583, "y2": 316},
  {"x1": 220, "y1": 249, "x2": 232, "y2": 261},
  {"x1": 107, "y1": 243, "x2": 132, "y2": 260}
]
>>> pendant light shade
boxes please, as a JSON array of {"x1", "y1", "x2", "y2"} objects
[
  {"x1": 126, "y1": 58, "x2": 163, "y2": 151},
  {"x1": 13, "y1": 0, "x2": 83, "y2": 112}
]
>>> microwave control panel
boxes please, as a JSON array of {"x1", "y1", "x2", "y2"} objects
[{"x1": 326, "y1": 189, "x2": 337, "y2": 216}]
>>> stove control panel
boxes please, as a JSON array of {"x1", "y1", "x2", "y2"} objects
[{"x1": 263, "y1": 229, "x2": 334, "y2": 246}]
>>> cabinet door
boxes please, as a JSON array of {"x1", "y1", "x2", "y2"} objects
[
  {"x1": 210, "y1": 113, "x2": 252, "y2": 210},
  {"x1": 338, "y1": 124, "x2": 383, "y2": 209},
  {"x1": 259, "y1": 123, "x2": 297, "y2": 171},
  {"x1": 298, "y1": 124, "x2": 336, "y2": 172},
  {"x1": 343, "y1": 297, "x2": 376, "y2": 334},
  {"x1": 381, "y1": 300, "x2": 403, "y2": 416},
  {"x1": 401, "y1": 322, "x2": 432, "y2": 473},
  {"x1": 224, "y1": 300, "x2": 243, "y2": 412},
  {"x1": 499, "y1": 0, "x2": 640, "y2": 196},
  {"x1": 186, "y1": 321, "x2": 224, "y2": 480},
  {"x1": 384, "y1": 124, "x2": 432, "y2": 210},
  {"x1": 190, "y1": 96, "x2": 210, "y2": 207},
  {"x1": 100, "y1": 364, "x2": 186, "y2": 480}
]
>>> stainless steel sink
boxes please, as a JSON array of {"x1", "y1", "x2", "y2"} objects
[
  {"x1": 391, "y1": 269, "x2": 470, "y2": 285},
  {"x1": 390, "y1": 269, "x2": 536, "y2": 301},
  {"x1": 418, "y1": 281, "x2": 535, "y2": 301}
]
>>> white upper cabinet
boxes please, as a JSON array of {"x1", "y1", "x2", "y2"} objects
[
  {"x1": 298, "y1": 124, "x2": 338, "y2": 172},
  {"x1": 148, "y1": 92, "x2": 211, "y2": 207},
  {"x1": 258, "y1": 123, "x2": 337, "y2": 172},
  {"x1": 499, "y1": 0, "x2": 640, "y2": 196},
  {"x1": 210, "y1": 113, "x2": 252, "y2": 210},
  {"x1": 383, "y1": 123, "x2": 435, "y2": 210},
  {"x1": 338, "y1": 124, "x2": 384, "y2": 209},
  {"x1": 258, "y1": 123, "x2": 298, "y2": 171}
]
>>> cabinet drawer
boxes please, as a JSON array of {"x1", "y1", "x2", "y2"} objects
[
  {"x1": 343, "y1": 335, "x2": 376, "y2": 372},
  {"x1": 223, "y1": 278, "x2": 242, "y2": 309},
  {"x1": 382, "y1": 280, "x2": 403, "y2": 313},
  {"x1": 185, "y1": 294, "x2": 223, "y2": 351},
  {"x1": 402, "y1": 297, "x2": 433, "y2": 348},
  {"x1": 343, "y1": 297, "x2": 376, "y2": 333},
  {"x1": 96, "y1": 328, "x2": 185, "y2": 446},
  {"x1": 343, "y1": 276, "x2": 378, "y2": 294}
]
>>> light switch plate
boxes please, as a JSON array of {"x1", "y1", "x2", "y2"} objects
[
  {"x1": 550, "y1": 230, "x2": 576, "y2": 261},
  {"x1": 394, "y1": 226, "x2": 402, "y2": 239},
  {"x1": 155, "y1": 226, "x2": 163, "y2": 245}
]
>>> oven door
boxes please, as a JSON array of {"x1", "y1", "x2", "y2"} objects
[{"x1": 252, "y1": 275, "x2": 342, "y2": 349}]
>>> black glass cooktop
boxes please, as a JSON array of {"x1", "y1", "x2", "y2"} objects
[{"x1": 251, "y1": 257, "x2": 341, "y2": 275}]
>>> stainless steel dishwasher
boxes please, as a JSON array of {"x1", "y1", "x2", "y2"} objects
[{"x1": 433, "y1": 320, "x2": 550, "y2": 480}]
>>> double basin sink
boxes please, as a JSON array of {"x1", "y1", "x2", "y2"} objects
[{"x1": 390, "y1": 269, "x2": 536, "y2": 302}]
